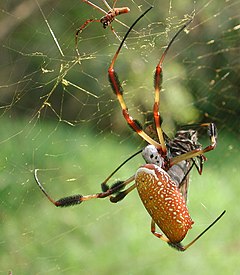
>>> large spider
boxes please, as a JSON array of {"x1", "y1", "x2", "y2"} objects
[{"x1": 35, "y1": 7, "x2": 225, "y2": 251}]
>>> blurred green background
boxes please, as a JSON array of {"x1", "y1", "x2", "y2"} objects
[{"x1": 0, "y1": 0, "x2": 239, "y2": 274}]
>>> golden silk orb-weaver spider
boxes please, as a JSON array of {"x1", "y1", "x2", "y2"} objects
[
  {"x1": 75, "y1": 0, "x2": 130, "y2": 55},
  {"x1": 35, "y1": 7, "x2": 225, "y2": 251}
]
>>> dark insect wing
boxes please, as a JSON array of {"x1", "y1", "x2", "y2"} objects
[
  {"x1": 167, "y1": 128, "x2": 206, "y2": 202},
  {"x1": 145, "y1": 124, "x2": 197, "y2": 202},
  {"x1": 167, "y1": 160, "x2": 191, "y2": 203}
]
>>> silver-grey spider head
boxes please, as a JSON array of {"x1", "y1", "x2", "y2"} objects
[{"x1": 142, "y1": 144, "x2": 165, "y2": 168}]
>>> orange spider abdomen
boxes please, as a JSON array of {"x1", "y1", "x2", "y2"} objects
[{"x1": 135, "y1": 164, "x2": 194, "y2": 243}]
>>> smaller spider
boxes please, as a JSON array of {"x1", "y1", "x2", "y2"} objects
[{"x1": 75, "y1": 0, "x2": 130, "y2": 55}]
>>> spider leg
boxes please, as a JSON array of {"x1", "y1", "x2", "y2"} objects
[
  {"x1": 110, "y1": 183, "x2": 136, "y2": 203},
  {"x1": 34, "y1": 169, "x2": 134, "y2": 207},
  {"x1": 109, "y1": 24, "x2": 124, "y2": 44},
  {"x1": 151, "y1": 211, "x2": 225, "y2": 251},
  {"x1": 83, "y1": 0, "x2": 108, "y2": 14},
  {"x1": 108, "y1": 7, "x2": 162, "y2": 149},
  {"x1": 153, "y1": 19, "x2": 193, "y2": 154},
  {"x1": 181, "y1": 210, "x2": 226, "y2": 251},
  {"x1": 101, "y1": 149, "x2": 142, "y2": 192},
  {"x1": 170, "y1": 123, "x2": 217, "y2": 167},
  {"x1": 102, "y1": 0, "x2": 112, "y2": 10},
  {"x1": 177, "y1": 158, "x2": 204, "y2": 202},
  {"x1": 75, "y1": 19, "x2": 101, "y2": 56},
  {"x1": 151, "y1": 219, "x2": 170, "y2": 241}
]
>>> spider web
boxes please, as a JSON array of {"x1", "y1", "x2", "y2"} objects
[{"x1": 0, "y1": 0, "x2": 239, "y2": 274}]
